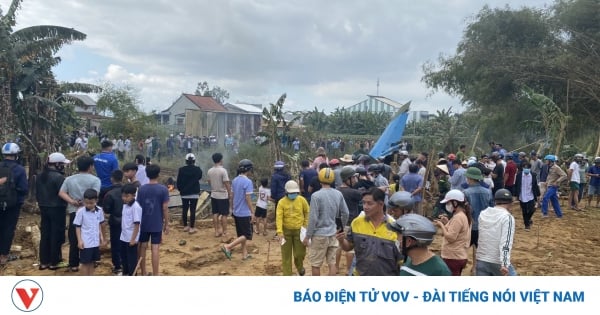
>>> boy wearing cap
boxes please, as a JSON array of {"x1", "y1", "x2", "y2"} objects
[{"x1": 176, "y1": 153, "x2": 203, "y2": 233}]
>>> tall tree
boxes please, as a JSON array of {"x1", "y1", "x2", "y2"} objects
[
  {"x1": 96, "y1": 82, "x2": 156, "y2": 142},
  {"x1": 194, "y1": 81, "x2": 230, "y2": 104}
]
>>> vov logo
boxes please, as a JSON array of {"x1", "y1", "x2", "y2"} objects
[{"x1": 11, "y1": 279, "x2": 44, "y2": 312}]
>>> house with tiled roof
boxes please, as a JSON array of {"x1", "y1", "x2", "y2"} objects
[{"x1": 158, "y1": 94, "x2": 262, "y2": 141}]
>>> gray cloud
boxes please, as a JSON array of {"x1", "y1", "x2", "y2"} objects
[{"x1": 3, "y1": 0, "x2": 551, "y2": 112}]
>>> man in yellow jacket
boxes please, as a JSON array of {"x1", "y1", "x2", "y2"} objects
[{"x1": 276, "y1": 180, "x2": 310, "y2": 276}]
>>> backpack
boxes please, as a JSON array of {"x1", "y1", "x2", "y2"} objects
[{"x1": 0, "y1": 162, "x2": 18, "y2": 211}]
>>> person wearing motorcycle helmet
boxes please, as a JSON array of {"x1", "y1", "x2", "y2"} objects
[
  {"x1": 541, "y1": 154, "x2": 567, "y2": 218},
  {"x1": 387, "y1": 213, "x2": 451, "y2": 276},
  {"x1": 0, "y1": 142, "x2": 29, "y2": 265},
  {"x1": 337, "y1": 187, "x2": 402, "y2": 276},
  {"x1": 335, "y1": 166, "x2": 362, "y2": 275},
  {"x1": 368, "y1": 163, "x2": 390, "y2": 205},
  {"x1": 387, "y1": 191, "x2": 414, "y2": 219},
  {"x1": 586, "y1": 157, "x2": 600, "y2": 208},
  {"x1": 434, "y1": 189, "x2": 472, "y2": 276},
  {"x1": 221, "y1": 159, "x2": 255, "y2": 261},
  {"x1": 303, "y1": 167, "x2": 349, "y2": 276},
  {"x1": 329, "y1": 159, "x2": 343, "y2": 187},
  {"x1": 568, "y1": 154, "x2": 584, "y2": 211},
  {"x1": 476, "y1": 188, "x2": 516, "y2": 276},
  {"x1": 353, "y1": 166, "x2": 375, "y2": 191},
  {"x1": 271, "y1": 161, "x2": 291, "y2": 226}
]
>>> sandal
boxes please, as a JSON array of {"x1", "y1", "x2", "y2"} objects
[
  {"x1": 67, "y1": 266, "x2": 79, "y2": 272},
  {"x1": 242, "y1": 254, "x2": 253, "y2": 261},
  {"x1": 220, "y1": 246, "x2": 232, "y2": 260},
  {"x1": 49, "y1": 261, "x2": 68, "y2": 270},
  {"x1": 38, "y1": 264, "x2": 49, "y2": 270}
]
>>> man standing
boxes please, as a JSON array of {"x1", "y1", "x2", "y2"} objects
[
  {"x1": 207, "y1": 153, "x2": 231, "y2": 238},
  {"x1": 541, "y1": 155, "x2": 567, "y2": 218},
  {"x1": 476, "y1": 189, "x2": 516, "y2": 276},
  {"x1": 568, "y1": 154, "x2": 584, "y2": 211},
  {"x1": 94, "y1": 139, "x2": 119, "y2": 191},
  {"x1": 220, "y1": 159, "x2": 255, "y2": 261},
  {"x1": 586, "y1": 157, "x2": 600, "y2": 208},
  {"x1": 530, "y1": 151, "x2": 543, "y2": 179},
  {"x1": 0, "y1": 143, "x2": 28, "y2": 265},
  {"x1": 58, "y1": 156, "x2": 101, "y2": 272},
  {"x1": 337, "y1": 187, "x2": 401, "y2": 276},
  {"x1": 514, "y1": 161, "x2": 541, "y2": 231},
  {"x1": 463, "y1": 167, "x2": 494, "y2": 275},
  {"x1": 303, "y1": 168, "x2": 349, "y2": 276}
]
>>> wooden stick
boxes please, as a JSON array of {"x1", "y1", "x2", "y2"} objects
[
  {"x1": 133, "y1": 256, "x2": 143, "y2": 276},
  {"x1": 595, "y1": 131, "x2": 600, "y2": 157},
  {"x1": 266, "y1": 240, "x2": 272, "y2": 266},
  {"x1": 470, "y1": 129, "x2": 480, "y2": 156}
]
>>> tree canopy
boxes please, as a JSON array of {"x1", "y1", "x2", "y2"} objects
[{"x1": 422, "y1": 0, "x2": 600, "y2": 153}]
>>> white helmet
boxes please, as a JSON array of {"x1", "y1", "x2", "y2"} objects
[
  {"x1": 440, "y1": 189, "x2": 465, "y2": 203},
  {"x1": 48, "y1": 152, "x2": 71, "y2": 164},
  {"x1": 284, "y1": 180, "x2": 300, "y2": 193},
  {"x1": 1, "y1": 143, "x2": 20, "y2": 155}
]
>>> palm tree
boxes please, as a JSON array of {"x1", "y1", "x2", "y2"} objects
[{"x1": 1, "y1": 0, "x2": 98, "y2": 197}]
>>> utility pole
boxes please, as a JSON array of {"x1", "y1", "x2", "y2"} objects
[{"x1": 376, "y1": 78, "x2": 380, "y2": 96}]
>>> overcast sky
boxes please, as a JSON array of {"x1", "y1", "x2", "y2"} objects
[{"x1": 2, "y1": 0, "x2": 552, "y2": 114}]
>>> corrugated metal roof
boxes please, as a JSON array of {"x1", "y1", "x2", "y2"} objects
[
  {"x1": 368, "y1": 95, "x2": 404, "y2": 108},
  {"x1": 183, "y1": 94, "x2": 227, "y2": 112},
  {"x1": 67, "y1": 94, "x2": 96, "y2": 106},
  {"x1": 226, "y1": 103, "x2": 263, "y2": 113}
]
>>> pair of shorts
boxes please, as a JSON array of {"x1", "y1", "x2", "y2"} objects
[
  {"x1": 470, "y1": 230, "x2": 479, "y2": 247},
  {"x1": 233, "y1": 215, "x2": 253, "y2": 240},
  {"x1": 570, "y1": 181, "x2": 580, "y2": 191},
  {"x1": 255, "y1": 206, "x2": 267, "y2": 218},
  {"x1": 211, "y1": 198, "x2": 230, "y2": 216},
  {"x1": 308, "y1": 235, "x2": 339, "y2": 268},
  {"x1": 79, "y1": 247, "x2": 100, "y2": 264},
  {"x1": 139, "y1": 231, "x2": 162, "y2": 244},
  {"x1": 588, "y1": 185, "x2": 600, "y2": 196}
]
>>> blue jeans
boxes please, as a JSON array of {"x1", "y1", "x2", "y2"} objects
[
  {"x1": 476, "y1": 260, "x2": 517, "y2": 276},
  {"x1": 541, "y1": 186, "x2": 563, "y2": 217}
]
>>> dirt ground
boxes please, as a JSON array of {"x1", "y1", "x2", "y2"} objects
[{"x1": 2, "y1": 198, "x2": 599, "y2": 276}]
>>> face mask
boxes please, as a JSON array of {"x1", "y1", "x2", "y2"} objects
[
  {"x1": 523, "y1": 168, "x2": 531, "y2": 175},
  {"x1": 287, "y1": 193, "x2": 298, "y2": 200},
  {"x1": 445, "y1": 203, "x2": 454, "y2": 213}
]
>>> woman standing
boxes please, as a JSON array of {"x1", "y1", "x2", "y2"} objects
[
  {"x1": 434, "y1": 189, "x2": 472, "y2": 276},
  {"x1": 176, "y1": 153, "x2": 203, "y2": 234},
  {"x1": 36, "y1": 152, "x2": 70, "y2": 270}
]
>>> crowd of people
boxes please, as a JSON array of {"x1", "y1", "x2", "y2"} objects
[{"x1": 0, "y1": 136, "x2": 595, "y2": 277}]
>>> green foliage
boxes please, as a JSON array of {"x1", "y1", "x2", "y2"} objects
[
  {"x1": 96, "y1": 82, "x2": 158, "y2": 141},
  {"x1": 194, "y1": 81, "x2": 230, "y2": 104},
  {"x1": 422, "y1": 0, "x2": 600, "y2": 153}
]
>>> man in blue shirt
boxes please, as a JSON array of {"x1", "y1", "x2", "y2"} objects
[
  {"x1": 463, "y1": 167, "x2": 494, "y2": 275},
  {"x1": 586, "y1": 157, "x2": 600, "y2": 208},
  {"x1": 94, "y1": 140, "x2": 119, "y2": 190},
  {"x1": 221, "y1": 159, "x2": 255, "y2": 261}
]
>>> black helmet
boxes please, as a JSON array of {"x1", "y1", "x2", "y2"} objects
[
  {"x1": 368, "y1": 163, "x2": 381, "y2": 173},
  {"x1": 387, "y1": 213, "x2": 436, "y2": 246},
  {"x1": 494, "y1": 188, "x2": 512, "y2": 203},
  {"x1": 340, "y1": 166, "x2": 357, "y2": 181},
  {"x1": 238, "y1": 159, "x2": 254, "y2": 172},
  {"x1": 355, "y1": 166, "x2": 367, "y2": 176}
]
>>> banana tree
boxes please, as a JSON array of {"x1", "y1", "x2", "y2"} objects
[{"x1": 520, "y1": 86, "x2": 570, "y2": 156}]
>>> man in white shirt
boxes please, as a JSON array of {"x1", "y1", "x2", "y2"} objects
[
  {"x1": 476, "y1": 188, "x2": 516, "y2": 276},
  {"x1": 568, "y1": 154, "x2": 584, "y2": 211}
]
